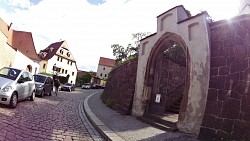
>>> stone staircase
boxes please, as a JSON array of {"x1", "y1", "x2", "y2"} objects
[
  {"x1": 137, "y1": 112, "x2": 178, "y2": 132},
  {"x1": 166, "y1": 97, "x2": 182, "y2": 114}
]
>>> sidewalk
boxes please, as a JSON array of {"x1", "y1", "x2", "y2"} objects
[{"x1": 84, "y1": 90, "x2": 198, "y2": 141}]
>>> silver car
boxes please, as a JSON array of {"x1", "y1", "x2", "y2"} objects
[{"x1": 0, "y1": 67, "x2": 35, "y2": 108}]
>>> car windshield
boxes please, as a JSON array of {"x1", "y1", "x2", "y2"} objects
[
  {"x1": 34, "y1": 75, "x2": 46, "y2": 83},
  {"x1": 0, "y1": 67, "x2": 21, "y2": 80},
  {"x1": 65, "y1": 83, "x2": 72, "y2": 86}
]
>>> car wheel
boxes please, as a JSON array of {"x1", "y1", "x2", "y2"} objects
[
  {"x1": 30, "y1": 91, "x2": 35, "y2": 101},
  {"x1": 41, "y1": 90, "x2": 44, "y2": 98},
  {"x1": 9, "y1": 92, "x2": 18, "y2": 108}
]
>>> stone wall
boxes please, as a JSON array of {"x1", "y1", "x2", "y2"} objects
[
  {"x1": 101, "y1": 59, "x2": 138, "y2": 115},
  {"x1": 198, "y1": 15, "x2": 250, "y2": 140}
]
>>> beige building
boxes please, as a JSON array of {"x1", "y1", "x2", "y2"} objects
[
  {"x1": 0, "y1": 17, "x2": 40, "y2": 73},
  {"x1": 96, "y1": 57, "x2": 116, "y2": 86},
  {"x1": 38, "y1": 40, "x2": 77, "y2": 84},
  {"x1": 0, "y1": 18, "x2": 17, "y2": 68}
]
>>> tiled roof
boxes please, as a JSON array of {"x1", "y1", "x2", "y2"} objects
[
  {"x1": 0, "y1": 17, "x2": 40, "y2": 61},
  {"x1": 39, "y1": 41, "x2": 76, "y2": 62},
  {"x1": 39, "y1": 41, "x2": 64, "y2": 60},
  {"x1": 98, "y1": 57, "x2": 116, "y2": 67},
  {"x1": 11, "y1": 30, "x2": 40, "y2": 61}
]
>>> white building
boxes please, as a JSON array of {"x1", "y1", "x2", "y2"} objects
[
  {"x1": 38, "y1": 40, "x2": 77, "y2": 84},
  {"x1": 96, "y1": 57, "x2": 116, "y2": 86}
]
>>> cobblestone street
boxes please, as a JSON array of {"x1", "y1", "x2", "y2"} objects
[{"x1": 0, "y1": 88, "x2": 103, "y2": 141}]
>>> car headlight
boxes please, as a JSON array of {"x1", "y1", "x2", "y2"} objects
[
  {"x1": 2, "y1": 86, "x2": 14, "y2": 92},
  {"x1": 37, "y1": 84, "x2": 44, "y2": 88}
]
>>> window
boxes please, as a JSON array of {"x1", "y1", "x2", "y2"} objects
[
  {"x1": 60, "y1": 49, "x2": 64, "y2": 54},
  {"x1": 103, "y1": 67, "x2": 105, "y2": 70},
  {"x1": 67, "y1": 52, "x2": 70, "y2": 57},
  {"x1": 62, "y1": 69, "x2": 64, "y2": 73},
  {"x1": 60, "y1": 58, "x2": 63, "y2": 62},
  {"x1": 67, "y1": 61, "x2": 69, "y2": 64},
  {"x1": 72, "y1": 72, "x2": 74, "y2": 76},
  {"x1": 65, "y1": 70, "x2": 68, "y2": 74},
  {"x1": 70, "y1": 62, "x2": 73, "y2": 66},
  {"x1": 57, "y1": 57, "x2": 60, "y2": 61},
  {"x1": 104, "y1": 74, "x2": 107, "y2": 77},
  {"x1": 71, "y1": 81, "x2": 73, "y2": 83},
  {"x1": 100, "y1": 73, "x2": 102, "y2": 77},
  {"x1": 43, "y1": 64, "x2": 46, "y2": 69}
]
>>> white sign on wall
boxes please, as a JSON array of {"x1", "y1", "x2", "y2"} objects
[{"x1": 155, "y1": 94, "x2": 161, "y2": 103}]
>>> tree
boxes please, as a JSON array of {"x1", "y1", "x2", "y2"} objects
[
  {"x1": 81, "y1": 72, "x2": 92, "y2": 84},
  {"x1": 111, "y1": 32, "x2": 151, "y2": 65},
  {"x1": 76, "y1": 72, "x2": 92, "y2": 86}
]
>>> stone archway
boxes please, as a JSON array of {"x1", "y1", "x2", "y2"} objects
[
  {"x1": 144, "y1": 33, "x2": 189, "y2": 115},
  {"x1": 143, "y1": 32, "x2": 190, "y2": 124},
  {"x1": 132, "y1": 6, "x2": 211, "y2": 134}
]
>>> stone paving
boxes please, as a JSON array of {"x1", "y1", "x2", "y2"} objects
[
  {"x1": 87, "y1": 90, "x2": 199, "y2": 141},
  {"x1": 0, "y1": 89, "x2": 103, "y2": 141}
]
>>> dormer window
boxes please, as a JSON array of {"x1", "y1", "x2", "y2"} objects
[
  {"x1": 42, "y1": 52, "x2": 47, "y2": 58},
  {"x1": 60, "y1": 49, "x2": 64, "y2": 54},
  {"x1": 49, "y1": 47, "x2": 54, "y2": 52},
  {"x1": 67, "y1": 52, "x2": 70, "y2": 57}
]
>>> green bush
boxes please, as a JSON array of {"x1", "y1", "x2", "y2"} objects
[{"x1": 106, "y1": 99, "x2": 114, "y2": 108}]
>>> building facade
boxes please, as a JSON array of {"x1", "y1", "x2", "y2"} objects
[
  {"x1": 38, "y1": 40, "x2": 77, "y2": 84},
  {"x1": 96, "y1": 57, "x2": 116, "y2": 86}
]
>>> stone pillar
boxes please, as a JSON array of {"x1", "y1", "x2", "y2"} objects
[{"x1": 239, "y1": 0, "x2": 250, "y2": 14}]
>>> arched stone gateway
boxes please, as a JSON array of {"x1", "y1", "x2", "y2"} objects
[{"x1": 132, "y1": 5, "x2": 211, "y2": 134}]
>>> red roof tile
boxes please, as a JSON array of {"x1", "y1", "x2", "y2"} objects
[
  {"x1": 98, "y1": 57, "x2": 116, "y2": 67},
  {"x1": 10, "y1": 30, "x2": 40, "y2": 61}
]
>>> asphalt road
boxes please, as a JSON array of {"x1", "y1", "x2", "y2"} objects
[{"x1": 0, "y1": 88, "x2": 103, "y2": 141}]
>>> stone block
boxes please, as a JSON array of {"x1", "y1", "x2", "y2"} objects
[
  {"x1": 230, "y1": 59, "x2": 248, "y2": 73},
  {"x1": 234, "y1": 45, "x2": 247, "y2": 60},
  {"x1": 238, "y1": 81, "x2": 250, "y2": 95},
  {"x1": 222, "y1": 98, "x2": 240, "y2": 119},
  {"x1": 207, "y1": 88, "x2": 217, "y2": 100},
  {"x1": 204, "y1": 100, "x2": 222, "y2": 116},
  {"x1": 223, "y1": 38, "x2": 235, "y2": 48},
  {"x1": 211, "y1": 57, "x2": 227, "y2": 68},
  {"x1": 236, "y1": 25, "x2": 248, "y2": 39},
  {"x1": 201, "y1": 115, "x2": 216, "y2": 128},
  {"x1": 231, "y1": 120, "x2": 248, "y2": 140},
  {"x1": 219, "y1": 66, "x2": 229, "y2": 75},
  {"x1": 221, "y1": 119, "x2": 234, "y2": 133}
]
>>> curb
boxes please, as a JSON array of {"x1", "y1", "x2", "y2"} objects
[{"x1": 83, "y1": 92, "x2": 125, "y2": 141}]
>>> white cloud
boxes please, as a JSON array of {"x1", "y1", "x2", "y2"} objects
[{"x1": 0, "y1": 0, "x2": 240, "y2": 72}]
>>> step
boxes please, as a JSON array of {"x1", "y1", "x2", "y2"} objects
[
  {"x1": 167, "y1": 108, "x2": 179, "y2": 114},
  {"x1": 170, "y1": 105, "x2": 180, "y2": 110},
  {"x1": 137, "y1": 116, "x2": 178, "y2": 132}
]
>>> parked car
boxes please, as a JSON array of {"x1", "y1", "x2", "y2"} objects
[
  {"x1": 60, "y1": 83, "x2": 75, "y2": 92},
  {"x1": 91, "y1": 84, "x2": 102, "y2": 89},
  {"x1": 0, "y1": 67, "x2": 35, "y2": 108},
  {"x1": 82, "y1": 83, "x2": 91, "y2": 89},
  {"x1": 34, "y1": 74, "x2": 53, "y2": 97}
]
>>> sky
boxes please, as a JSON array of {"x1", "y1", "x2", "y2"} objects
[{"x1": 0, "y1": 0, "x2": 240, "y2": 72}]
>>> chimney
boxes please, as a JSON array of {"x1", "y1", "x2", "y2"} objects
[{"x1": 8, "y1": 22, "x2": 12, "y2": 31}]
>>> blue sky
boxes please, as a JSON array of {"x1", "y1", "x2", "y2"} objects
[
  {"x1": 87, "y1": 0, "x2": 105, "y2": 5},
  {"x1": 0, "y1": 0, "x2": 240, "y2": 71}
]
